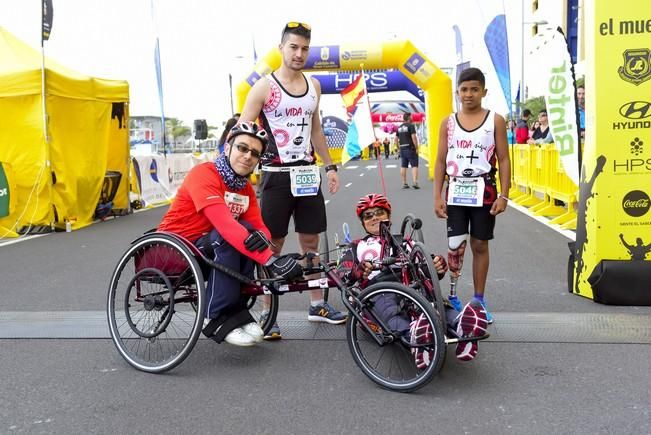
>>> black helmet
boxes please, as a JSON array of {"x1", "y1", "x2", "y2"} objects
[{"x1": 227, "y1": 121, "x2": 268, "y2": 154}]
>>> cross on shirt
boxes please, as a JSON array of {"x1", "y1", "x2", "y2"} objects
[
  {"x1": 297, "y1": 118, "x2": 308, "y2": 131},
  {"x1": 467, "y1": 150, "x2": 479, "y2": 164}
]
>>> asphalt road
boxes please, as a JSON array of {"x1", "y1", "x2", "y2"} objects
[{"x1": 1, "y1": 158, "x2": 650, "y2": 434}]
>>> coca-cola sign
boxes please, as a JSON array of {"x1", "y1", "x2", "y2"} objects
[{"x1": 622, "y1": 190, "x2": 650, "y2": 217}]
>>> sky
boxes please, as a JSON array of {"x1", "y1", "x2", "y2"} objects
[{"x1": 1, "y1": 0, "x2": 547, "y2": 128}]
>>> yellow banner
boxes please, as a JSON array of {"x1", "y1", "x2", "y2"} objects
[{"x1": 573, "y1": 1, "x2": 651, "y2": 302}]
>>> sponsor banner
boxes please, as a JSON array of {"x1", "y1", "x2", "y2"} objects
[
  {"x1": 313, "y1": 70, "x2": 424, "y2": 101},
  {"x1": 305, "y1": 45, "x2": 340, "y2": 70},
  {"x1": 372, "y1": 113, "x2": 425, "y2": 123},
  {"x1": 0, "y1": 162, "x2": 10, "y2": 218},
  {"x1": 572, "y1": 0, "x2": 651, "y2": 300},
  {"x1": 339, "y1": 43, "x2": 382, "y2": 70},
  {"x1": 402, "y1": 51, "x2": 437, "y2": 83},
  {"x1": 537, "y1": 28, "x2": 580, "y2": 185},
  {"x1": 133, "y1": 155, "x2": 173, "y2": 207}
]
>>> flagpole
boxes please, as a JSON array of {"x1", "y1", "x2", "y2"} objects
[
  {"x1": 41, "y1": 0, "x2": 53, "y2": 230},
  {"x1": 360, "y1": 65, "x2": 387, "y2": 199}
]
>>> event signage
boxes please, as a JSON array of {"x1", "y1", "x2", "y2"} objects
[
  {"x1": 571, "y1": 0, "x2": 651, "y2": 303},
  {"x1": 313, "y1": 70, "x2": 424, "y2": 101},
  {"x1": 0, "y1": 162, "x2": 10, "y2": 218},
  {"x1": 538, "y1": 28, "x2": 580, "y2": 186}
]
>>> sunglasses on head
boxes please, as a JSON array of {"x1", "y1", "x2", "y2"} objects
[
  {"x1": 234, "y1": 143, "x2": 262, "y2": 159},
  {"x1": 285, "y1": 21, "x2": 311, "y2": 31},
  {"x1": 362, "y1": 209, "x2": 388, "y2": 220}
]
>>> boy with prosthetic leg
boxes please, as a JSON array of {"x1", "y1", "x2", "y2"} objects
[{"x1": 434, "y1": 67, "x2": 511, "y2": 357}]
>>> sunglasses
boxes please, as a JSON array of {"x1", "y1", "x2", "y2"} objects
[
  {"x1": 362, "y1": 209, "x2": 388, "y2": 220},
  {"x1": 285, "y1": 21, "x2": 311, "y2": 31},
  {"x1": 234, "y1": 143, "x2": 262, "y2": 159}
]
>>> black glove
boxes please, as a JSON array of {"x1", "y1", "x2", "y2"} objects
[
  {"x1": 244, "y1": 230, "x2": 270, "y2": 253},
  {"x1": 267, "y1": 255, "x2": 303, "y2": 280}
]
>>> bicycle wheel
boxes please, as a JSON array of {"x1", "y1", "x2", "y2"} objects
[
  {"x1": 399, "y1": 213, "x2": 424, "y2": 243},
  {"x1": 346, "y1": 282, "x2": 446, "y2": 392},
  {"x1": 319, "y1": 230, "x2": 331, "y2": 302},
  {"x1": 248, "y1": 264, "x2": 279, "y2": 333},
  {"x1": 408, "y1": 242, "x2": 447, "y2": 331},
  {"x1": 107, "y1": 235, "x2": 205, "y2": 373}
]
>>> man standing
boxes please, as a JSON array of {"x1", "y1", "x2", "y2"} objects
[
  {"x1": 396, "y1": 113, "x2": 420, "y2": 189},
  {"x1": 240, "y1": 21, "x2": 345, "y2": 339},
  {"x1": 577, "y1": 85, "x2": 585, "y2": 141},
  {"x1": 515, "y1": 109, "x2": 531, "y2": 144}
]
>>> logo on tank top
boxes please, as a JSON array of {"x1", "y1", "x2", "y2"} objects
[
  {"x1": 263, "y1": 81, "x2": 282, "y2": 112},
  {"x1": 273, "y1": 129, "x2": 290, "y2": 147}
]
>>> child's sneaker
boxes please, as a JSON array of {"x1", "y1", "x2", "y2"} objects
[
  {"x1": 474, "y1": 298, "x2": 493, "y2": 324},
  {"x1": 455, "y1": 300, "x2": 488, "y2": 362},
  {"x1": 447, "y1": 295, "x2": 463, "y2": 313}
]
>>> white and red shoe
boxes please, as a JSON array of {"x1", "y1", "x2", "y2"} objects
[{"x1": 455, "y1": 300, "x2": 488, "y2": 361}]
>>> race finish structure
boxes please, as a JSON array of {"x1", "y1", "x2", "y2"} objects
[{"x1": 571, "y1": 0, "x2": 651, "y2": 305}]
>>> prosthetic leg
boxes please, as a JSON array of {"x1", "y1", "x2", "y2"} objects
[{"x1": 447, "y1": 234, "x2": 468, "y2": 301}]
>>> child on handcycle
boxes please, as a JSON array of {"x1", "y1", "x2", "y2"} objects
[{"x1": 337, "y1": 193, "x2": 488, "y2": 362}]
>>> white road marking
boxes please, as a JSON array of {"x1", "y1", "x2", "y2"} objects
[
  {"x1": 359, "y1": 173, "x2": 365, "y2": 177},
  {"x1": 345, "y1": 182, "x2": 353, "y2": 188},
  {"x1": 366, "y1": 165, "x2": 377, "y2": 169},
  {"x1": 345, "y1": 165, "x2": 359, "y2": 169},
  {"x1": 385, "y1": 164, "x2": 397, "y2": 168},
  {"x1": 325, "y1": 199, "x2": 330, "y2": 205}
]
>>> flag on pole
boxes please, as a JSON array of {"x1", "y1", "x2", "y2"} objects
[
  {"x1": 340, "y1": 74, "x2": 375, "y2": 165},
  {"x1": 484, "y1": 14, "x2": 512, "y2": 115},
  {"x1": 41, "y1": 0, "x2": 53, "y2": 43}
]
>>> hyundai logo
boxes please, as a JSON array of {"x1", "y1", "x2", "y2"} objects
[{"x1": 619, "y1": 101, "x2": 651, "y2": 120}]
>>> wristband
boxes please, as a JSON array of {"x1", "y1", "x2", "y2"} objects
[
  {"x1": 324, "y1": 164, "x2": 338, "y2": 173},
  {"x1": 498, "y1": 194, "x2": 509, "y2": 202}
]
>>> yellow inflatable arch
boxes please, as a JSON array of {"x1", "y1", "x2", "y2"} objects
[{"x1": 235, "y1": 40, "x2": 452, "y2": 179}]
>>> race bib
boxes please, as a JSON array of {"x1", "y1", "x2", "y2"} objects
[
  {"x1": 224, "y1": 191, "x2": 250, "y2": 218},
  {"x1": 289, "y1": 166, "x2": 320, "y2": 197},
  {"x1": 447, "y1": 176, "x2": 485, "y2": 207}
]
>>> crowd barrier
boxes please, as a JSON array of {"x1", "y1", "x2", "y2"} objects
[{"x1": 509, "y1": 143, "x2": 578, "y2": 230}]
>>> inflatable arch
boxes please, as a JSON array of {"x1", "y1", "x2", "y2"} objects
[{"x1": 235, "y1": 40, "x2": 452, "y2": 179}]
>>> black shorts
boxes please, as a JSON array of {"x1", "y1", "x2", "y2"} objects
[
  {"x1": 446, "y1": 204, "x2": 495, "y2": 241},
  {"x1": 400, "y1": 148, "x2": 419, "y2": 168},
  {"x1": 260, "y1": 171, "x2": 327, "y2": 238}
]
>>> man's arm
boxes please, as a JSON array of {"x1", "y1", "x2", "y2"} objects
[
  {"x1": 310, "y1": 77, "x2": 339, "y2": 193},
  {"x1": 434, "y1": 117, "x2": 449, "y2": 218},
  {"x1": 239, "y1": 78, "x2": 269, "y2": 123},
  {"x1": 490, "y1": 113, "x2": 511, "y2": 216},
  {"x1": 410, "y1": 124, "x2": 419, "y2": 148}
]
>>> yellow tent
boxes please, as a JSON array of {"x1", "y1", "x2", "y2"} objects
[{"x1": 0, "y1": 27, "x2": 129, "y2": 237}]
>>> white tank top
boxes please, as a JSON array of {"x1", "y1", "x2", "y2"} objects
[
  {"x1": 445, "y1": 110, "x2": 496, "y2": 177},
  {"x1": 356, "y1": 236, "x2": 383, "y2": 280},
  {"x1": 260, "y1": 73, "x2": 317, "y2": 165}
]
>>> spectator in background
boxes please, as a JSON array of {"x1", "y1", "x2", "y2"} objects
[
  {"x1": 528, "y1": 110, "x2": 553, "y2": 144},
  {"x1": 218, "y1": 117, "x2": 239, "y2": 154},
  {"x1": 383, "y1": 136, "x2": 390, "y2": 159},
  {"x1": 577, "y1": 85, "x2": 585, "y2": 141},
  {"x1": 506, "y1": 119, "x2": 515, "y2": 145},
  {"x1": 530, "y1": 121, "x2": 540, "y2": 139},
  {"x1": 515, "y1": 109, "x2": 531, "y2": 144}
]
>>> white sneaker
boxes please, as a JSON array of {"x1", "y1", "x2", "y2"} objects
[
  {"x1": 241, "y1": 322, "x2": 264, "y2": 343},
  {"x1": 224, "y1": 327, "x2": 257, "y2": 347}
]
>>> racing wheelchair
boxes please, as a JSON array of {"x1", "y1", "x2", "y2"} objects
[{"x1": 106, "y1": 215, "x2": 486, "y2": 392}]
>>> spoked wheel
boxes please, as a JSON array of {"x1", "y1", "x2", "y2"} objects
[
  {"x1": 248, "y1": 264, "x2": 279, "y2": 334},
  {"x1": 107, "y1": 235, "x2": 205, "y2": 373},
  {"x1": 400, "y1": 213, "x2": 424, "y2": 243},
  {"x1": 346, "y1": 282, "x2": 446, "y2": 392},
  {"x1": 407, "y1": 242, "x2": 447, "y2": 331},
  {"x1": 319, "y1": 230, "x2": 331, "y2": 302}
]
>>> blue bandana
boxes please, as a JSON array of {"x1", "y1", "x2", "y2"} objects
[{"x1": 214, "y1": 153, "x2": 247, "y2": 191}]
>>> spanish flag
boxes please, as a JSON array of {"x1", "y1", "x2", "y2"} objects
[{"x1": 340, "y1": 74, "x2": 375, "y2": 165}]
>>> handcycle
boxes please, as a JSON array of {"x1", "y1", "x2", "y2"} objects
[{"x1": 106, "y1": 215, "x2": 487, "y2": 392}]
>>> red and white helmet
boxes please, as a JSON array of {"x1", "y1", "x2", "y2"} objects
[{"x1": 356, "y1": 193, "x2": 392, "y2": 217}]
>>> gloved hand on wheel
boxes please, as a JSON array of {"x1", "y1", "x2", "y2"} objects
[
  {"x1": 266, "y1": 254, "x2": 303, "y2": 280},
  {"x1": 244, "y1": 230, "x2": 270, "y2": 253}
]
